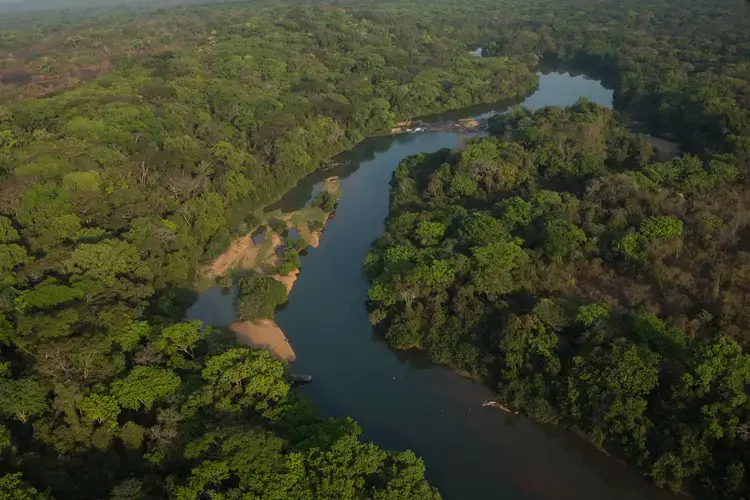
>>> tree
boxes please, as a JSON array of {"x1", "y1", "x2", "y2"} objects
[
  {"x1": 566, "y1": 343, "x2": 659, "y2": 458},
  {"x1": 194, "y1": 348, "x2": 289, "y2": 414},
  {"x1": 542, "y1": 218, "x2": 587, "y2": 260},
  {"x1": 414, "y1": 221, "x2": 446, "y2": 247},
  {"x1": 64, "y1": 239, "x2": 151, "y2": 287},
  {"x1": 0, "y1": 473, "x2": 42, "y2": 500},
  {"x1": 235, "y1": 274, "x2": 288, "y2": 320},
  {"x1": 111, "y1": 366, "x2": 181, "y2": 411},
  {"x1": 77, "y1": 394, "x2": 121, "y2": 428},
  {"x1": 458, "y1": 212, "x2": 511, "y2": 247},
  {"x1": 0, "y1": 216, "x2": 19, "y2": 243},
  {"x1": 0, "y1": 244, "x2": 30, "y2": 286},
  {"x1": 0, "y1": 378, "x2": 49, "y2": 423},
  {"x1": 470, "y1": 241, "x2": 529, "y2": 295},
  {"x1": 155, "y1": 320, "x2": 203, "y2": 359}
]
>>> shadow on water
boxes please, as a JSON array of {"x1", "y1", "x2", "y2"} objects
[
  {"x1": 264, "y1": 134, "x2": 400, "y2": 213},
  {"x1": 190, "y1": 71, "x2": 673, "y2": 500}
]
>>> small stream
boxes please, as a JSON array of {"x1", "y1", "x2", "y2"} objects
[{"x1": 188, "y1": 71, "x2": 674, "y2": 500}]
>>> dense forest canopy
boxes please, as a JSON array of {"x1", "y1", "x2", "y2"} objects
[
  {"x1": 364, "y1": 0, "x2": 750, "y2": 497},
  {"x1": 0, "y1": 0, "x2": 749, "y2": 498}
]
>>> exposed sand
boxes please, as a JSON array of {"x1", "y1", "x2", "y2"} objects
[
  {"x1": 231, "y1": 319, "x2": 296, "y2": 361},
  {"x1": 308, "y1": 213, "x2": 330, "y2": 248},
  {"x1": 206, "y1": 233, "x2": 259, "y2": 278},
  {"x1": 309, "y1": 231, "x2": 321, "y2": 248},
  {"x1": 322, "y1": 176, "x2": 340, "y2": 195},
  {"x1": 272, "y1": 269, "x2": 299, "y2": 294},
  {"x1": 204, "y1": 194, "x2": 338, "y2": 363}
]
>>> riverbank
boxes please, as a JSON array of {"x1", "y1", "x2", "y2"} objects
[
  {"x1": 230, "y1": 319, "x2": 297, "y2": 362},
  {"x1": 199, "y1": 178, "x2": 340, "y2": 360},
  {"x1": 390, "y1": 117, "x2": 486, "y2": 135},
  {"x1": 188, "y1": 70, "x2": 674, "y2": 500}
]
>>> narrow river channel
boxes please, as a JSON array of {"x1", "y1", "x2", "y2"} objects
[{"x1": 188, "y1": 70, "x2": 675, "y2": 500}]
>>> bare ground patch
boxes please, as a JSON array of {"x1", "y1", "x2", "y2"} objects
[{"x1": 231, "y1": 319, "x2": 296, "y2": 362}]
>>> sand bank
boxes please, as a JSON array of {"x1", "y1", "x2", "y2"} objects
[
  {"x1": 207, "y1": 233, "x2": 259, "y2": 277},
  {"x1": 231, "y1": 319, "x2": 296, "y2": 361},
  {"x1": 272, "y1": 269, "x2": 299, "y2": 294}
]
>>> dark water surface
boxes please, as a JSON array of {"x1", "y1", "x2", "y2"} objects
[{"x1": 189, "y1": 72, "x2": 673, "y2": 500}]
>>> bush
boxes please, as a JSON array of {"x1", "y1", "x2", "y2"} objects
[
  {"x1": 235, "y1": 273, "x2": 287, "y2": 320},
  {"x1": 274, "y1": 248, "x2": 301, "y2": 275},
  {"x1": 268, "y1": 218, "x2": 288, "y2": 234},
  {"x1": 312, "y1": 190, "x2": 338, "y2": 212}
]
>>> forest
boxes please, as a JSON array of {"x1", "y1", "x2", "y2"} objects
[
  {"x1": 0, "y1": 0, "x2": 749, "y2": 497},
  {"x1": 365, "y1": 0, "x2": 750, "y2": 496}
]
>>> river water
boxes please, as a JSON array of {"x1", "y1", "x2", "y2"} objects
[{"x1": 188, "y1": 71, "x2": 673, "y2": 500}]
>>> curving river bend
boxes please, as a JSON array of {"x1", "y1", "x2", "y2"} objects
[{"x1": 189, "y1": 71, "x2": 675, "y2": 500}]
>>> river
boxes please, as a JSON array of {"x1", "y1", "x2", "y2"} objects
[{"x1": 187, "y1": 71, "x2": 674, "y2": 500}]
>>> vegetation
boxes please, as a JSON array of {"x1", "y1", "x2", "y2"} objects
[
  {"x1": 236, "y1": 273, "x2": 288, "y2": 320},
  {"x1": 0, "y1": 0, "x2": 541, "y2": 496},
  {"x1": 368, "y1": 100, "x2": 750, "y2": 496},
  {"x1": 362, "y1": 0, "x2": 750, "y2": 495},
  {"x1": 0, "y1": 0, "x2": 749, "y2": 497}
]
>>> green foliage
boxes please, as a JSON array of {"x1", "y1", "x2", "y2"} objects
[
  {"x1": 640, "y1": 216, "x2": 683, "y2": 240},
  {"x1": 77, "y1": 394, "x2": 120, "y2": 428},
  {"x1": 633, "y1": 314, "x2": 687, "y2": 356},
  {"x1": 458, "y1": 212, "x2": 510, "y2": 247},
  {"x1": 275, "y1": 247, "x2": 302, "y2": 276},
  {"x1": 415, "y1": 221, "x2": 446, "y2": 247},
  {"x1": 118, "y1": 422, "x2": 145, "y2": 450},
  {"x1": 0, "y1": 216, "x2": 18, "y2": 243},
  {"x1": 542, "y1": 218, "x2": 587, "y2": 260},
  {"x1": 196, "y1": 348, "x2": 289, "y2": 414},
  {"x1": 0, "y1": 378, "x2": 48, "y2": 423},
  {"x1": 0, "y1": 244, "x2": 30, "y2": 286},
  {"x1": 567, "y1": 344, "x2": 660, "y2": 457},
  {"x1": 1, "y1": 0, "x2": 750, "y2": 497},
  {"x1": 614, "y1": 232, "x2": 644, "y2": 262},
  {"x1": 64, "y1": 239, "x2": 151, "y2": 288},
  {"x1": 471, "y1": 242, "x2": 529, "y2": 295},
  {"x1": 110, "y1": 366, "x2": 181, "y2": 411},
  {"x1": 16, "y1": 283, "x2": 84, "y2": 311},
  {"x1": 575, "y1": 303, "x2": 610, "y2": 327},
  {"x1": 155, "y1": 320, "x2": 203, "y2": 359},
  {"x1": 235, "y1": 274, "x2": 288, "y2": 320},
  {"x1": 0, "y1": 473, "x2": 42, "y2": 500},
  {"x1": 497, "y1": 197, "x2": 533, "y2": 231},
  {"x1": 312, "y1": 190, "x2": 339, "y2": 212},
  {"x1": 61, "y1": 171, "x2": 101, "y2": 192},
  {"x1": 367, "y1": 62, "x2": 750, "y2": 496},
  {"x1": 110, "y1": 320, "x2": 150, "y2": 352}
]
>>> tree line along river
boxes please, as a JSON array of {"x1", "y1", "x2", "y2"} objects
[{"x1": 187, "y1": 69, "x2": 677, "y2": 500}]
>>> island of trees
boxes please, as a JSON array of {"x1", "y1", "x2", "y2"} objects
[{"x1": 0, "y1": 0, "x2": 749, "y2": 498}]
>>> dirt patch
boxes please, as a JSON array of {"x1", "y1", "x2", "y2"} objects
[
  {"x1": 322, "y1": 176, "x2": 340, "y2": 195},
  {"x1": 271, "y1": 269, "x2": 299, "y2": 294},
  {"x1": 309, "y1": 231, "x2": 321, "y2": 248},
  {"x1": 206, "y1": 229, "x2": 290, "y2": 279},
  {"x1": 206, "y1": 233, "x2": 259, "y2": 278},
  {"x1": 308, "y1": 213, "x2": 330, "y2": 248},
  {"x1": 231, "y1": 320, "x2": 296, "y2": 362}
]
